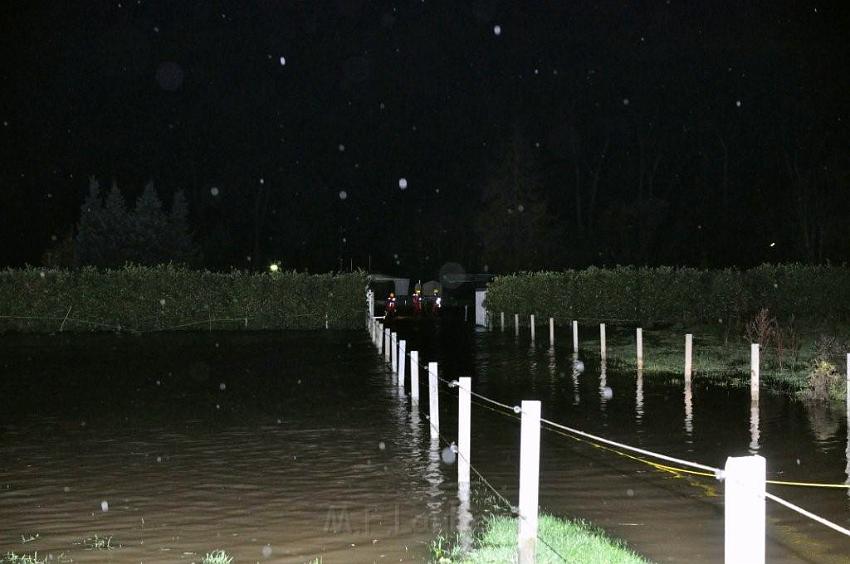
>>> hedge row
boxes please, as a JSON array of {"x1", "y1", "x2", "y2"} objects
[
  {"x1": 0, "y1": 266, "x2": 368, "y2": 332},
  {"x1": 485, "y1": 265, "x2": 850, "y2": 326}
]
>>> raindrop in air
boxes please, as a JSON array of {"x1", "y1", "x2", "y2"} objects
[
  {"x1": 378, "y1": 441, "x2": 386, "y2": 451},
  {"x1": 100, "y1": 500, "x2": 109, "y2": 512},
  {"x1": 210, "y1": 187, "x2": 220, "y2": 196},
  {"x1": 601, "y1": 386, "x2": 613, "y2": 400},
  {"x1": 262, "y1": 545, "x2": 273, "y2": 558},
  {"x1": 736, "y1": 100, "x2": 742, "y2": 107},
  {"x1": 398, "y1": 178, "x2": 408, "y2": 190},
  {"x1": 338, "y1": 190, "x2": 348, "y2": 200},
  {"x1": 219, "y1": 382, "x2": 226, "y2": 391},
  {"x1": 279, "y1": 56, "x2": 286, "y2": 66},
  {"x1": 441, "y1": 442, "x2": 458, "y2": 464},
  {"x1": 493, "y1": 25, "x2": 502, "y2": 35}
]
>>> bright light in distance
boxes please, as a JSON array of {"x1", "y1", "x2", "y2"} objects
[
  {"x1": 269, "y1": 263, "x2": 280, "y2": 272},
  {"x1": 769, "y1": 242, "x2": 776, "y2": 247}
]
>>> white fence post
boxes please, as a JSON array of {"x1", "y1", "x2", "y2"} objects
[
  {"x1": 572, "y1": 320, "x2": 579, "y2": 353},
  {"x1": 428, "y1": 362, "x2": 440, "y2": 439},
  {"x1": 458, "y1": 376, "x2": 471, "y2": 485},
  {"x1": 724, "y1": 455, "x2": 766, "y2": 564},
  {"x1": 518, "y1": 400, "x2": 541, "y2": 564},
  {"x1": 751, "y1": 343, "x2": 760, "y2": 402},
  {"x1": 600, "y1": 323, "x2": 606, "y2": 361},
  {"x1": 685, "y1": 333, "x2": 693, "y2": 383},
  {"x1": 398, "y1": 340, "x2": 406, "y2": 387},
  {"x1": 530, "y1": 315, "x2": 536, "y2": 341},
  {"x1": 384, "y1": 328, "x2": 391, "y2": 361},
  {"x1": 501, "y1": 312, "x2": 505, "y2": 331},
  {"x1": 549, "y1": 318, "x2": 555, "y2": 347},
  {"x1": 636, "y1": 327, "x2": 643, "y2": 370},
  {"x1": 391, "y1": 332, "x2": 398, "y2": 372},
  {"x1": 515, "y1": 314, "x2": 520, "y2": 337},
  {"x1": 410, "y1": 351, "x2": 420, "y2": 402}
]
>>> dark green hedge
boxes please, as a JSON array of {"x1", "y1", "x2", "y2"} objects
[
  {"x1": 0, "y1": 266, "x2": 368, "y2": 332},
  {"x1": 485, "y1": 265, "x2": 850, "y2": 326}
]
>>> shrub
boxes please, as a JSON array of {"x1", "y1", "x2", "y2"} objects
[
  {"x1": 0, "y1": 266, "x2": 367, "y2": 333},
  {"x1": 485, "y1": 264, "x2": 850, "y2": 326}
]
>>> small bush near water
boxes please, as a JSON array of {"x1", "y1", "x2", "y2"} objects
[
  {"x1": 431, "y1": 514, "x2": 649, "y2": 563},
  {"x1": 0, "y1": 266, "x2": 367, "y2": 333}
]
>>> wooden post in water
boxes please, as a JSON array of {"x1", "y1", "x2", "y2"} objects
[
  {"x1": 428, "y1": 362, "x2": 440, "y2": 439},
  {"x1": 751, "y1": 344, "x2": 760, "y2": 402},
  {"x1": 518, "y1": 400, "x2": 541, "y2": 564},
  {"x1": 599, "y1": 323, "x2": 607, "y2": 361},
  {"x1": 572, "y1": 320, "x2": 579, "y2": 353},
  {"x1": 458, "y1": 376, "x2": 471, "y2": 485},
  {"x1": 530, "y1": 315, "x2": 536, "y2": 341},
  {"x1": 515, "y1": 314, "x2": 520, "y2": 337},
  {"x1": 398, "y1": 340, "x2": 406, "y2": 387},
  {"x1": 410, "y1": 351, "x2": 420, "y2": 402},
  {"x1": 724, "y1": 455, "x2": 766, "y2": 564},
  {"x1": 685, "y1": 333, "x2": 693, "y2": 383},
  {"x1": 549, "y1": 318, "x2": 555, "y2": 347},
  {"x1": 501, "y1": 312, "x2": 505, "y2": 331},
  {"x1": 636, "y1": 328, "x2": 643, "y2": 370}
]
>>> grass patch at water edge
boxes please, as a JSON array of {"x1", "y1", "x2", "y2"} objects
[
  {"x1": 432, "y1": 514, "x2": 650, "y2": 563},
  {"x1": 202, "y1": 550, "x2": 234, "y2": 564}
]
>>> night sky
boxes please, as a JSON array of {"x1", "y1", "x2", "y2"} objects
[{"x1": 1, "y1": 1, "x2": 848, "y2": 275}]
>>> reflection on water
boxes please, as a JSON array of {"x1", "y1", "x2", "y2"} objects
[
  {"x1": 636, "y1": 368, "x2": 644, "y2": 425},
  {"x1": 571, "y1": 353, "x2": 582, "y2": 406},
  {"x1": 750, "y1": 399, "x2": 761, "y2": 453},
  {"x1": 0, "y1": 332, "x2": 455, "y2": 562},
  {"x1": 456, "y1": 482, "x2": 472, "y2": 552},
  {"x1": 684, "y1": 380, "x2": 693, "y2": 441},
  {"x1": 599, "y1": 359, "x2": 610, "y2": 411}
]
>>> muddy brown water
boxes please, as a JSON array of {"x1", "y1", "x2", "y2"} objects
[{"x1": 2, "y1": 319, "x2": 850, "y2": 562}]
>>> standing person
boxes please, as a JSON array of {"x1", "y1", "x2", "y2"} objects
[
  {"x1": 386, "y1": 291, "x2": 397, "y2": 318},
  {"x1": 431, "y1": 288, "x2": 442, "y2": 315},
  {"x1": 412, "y1": 288, "x2": 423, "y2": 316}
]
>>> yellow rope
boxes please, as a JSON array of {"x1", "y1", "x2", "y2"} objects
[{"x1": 468, "y1": 398, "x2": 850, "y2": 488}]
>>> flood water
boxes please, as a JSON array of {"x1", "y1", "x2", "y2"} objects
[{"x1": 2, "y1": 319, "x2": 850, "y2": 562}]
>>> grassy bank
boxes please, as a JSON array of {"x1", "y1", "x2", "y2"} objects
[
  {"x1": 431, "y1": 514, "x2": 649, "y2": 563},
  {"x1": 0, "y1": 265, "x2": 367, "y2": 333},
  {"x1": 578, "y1": 323, "x2": 849, "y2": 398},
  {"x1": 486, "y1": 266, "x2": 850, "y2": 397}
]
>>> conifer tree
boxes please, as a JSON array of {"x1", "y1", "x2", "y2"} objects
[
  {"x1": 74, "y1": 176, "x2": 106, "y2": 266},
  {"x1": 167, "y1": 189, "x2": 200, "y2": 264},
  {"x1": 101, "y1": 180, "x2": 131, "y2": 266},
  {"x1": 130, "y1": 180, "x2": 168, "y2": 264}
]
